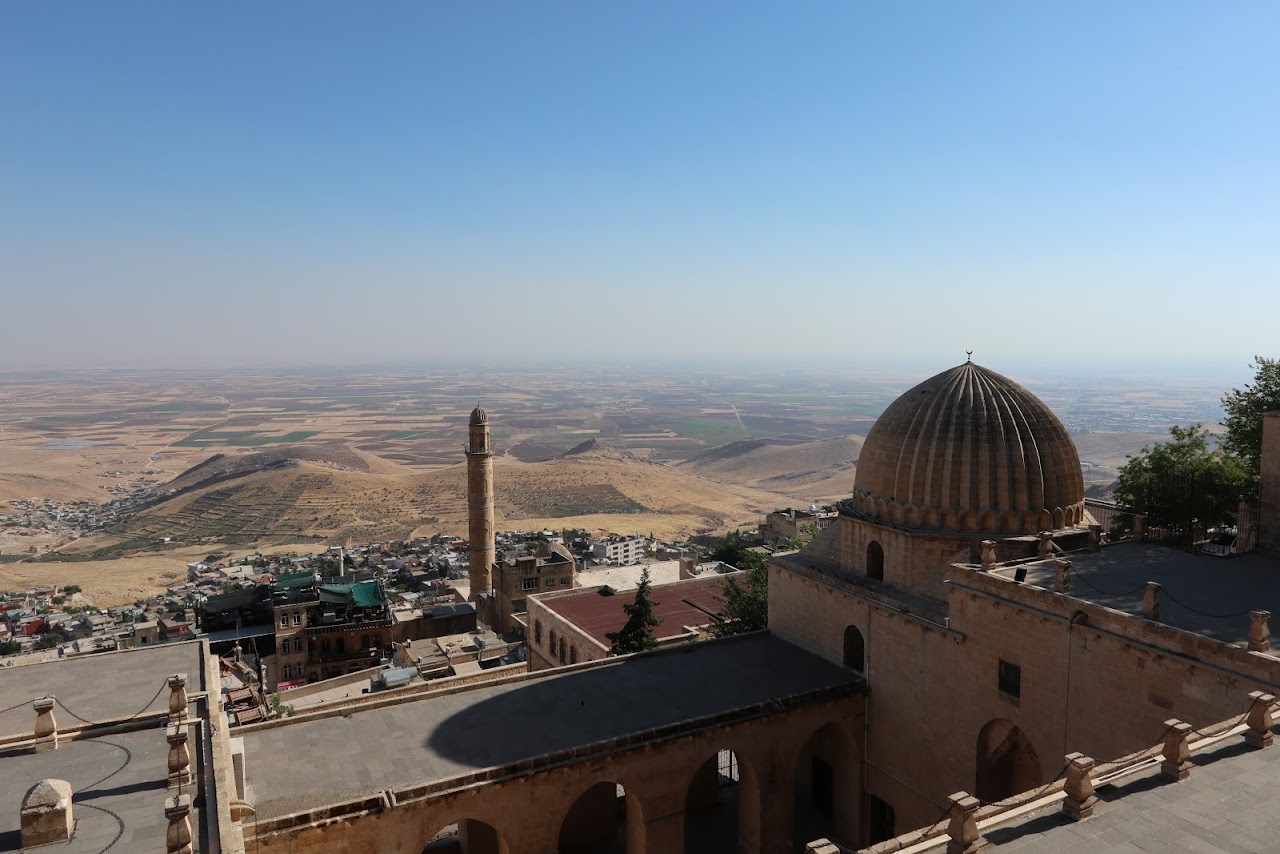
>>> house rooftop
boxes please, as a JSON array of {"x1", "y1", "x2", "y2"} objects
[
  {"x1": 1009, "y1": 542, "x2": 1280, "y2": 645},
  {"x1": 535, "y1": 572, "x2": 735, "y2": 648}
]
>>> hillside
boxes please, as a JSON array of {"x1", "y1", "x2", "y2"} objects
[
  {"x1": 680, "y1": 435, "x2": 864, "y2": 502},
  {"x1": 77, "y1": 451, "x2": 798, "y2": 555}
]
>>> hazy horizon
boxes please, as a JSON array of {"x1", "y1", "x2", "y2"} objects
[{"x1": 3, "y1": 3, "x2": 1277, "y2": 371}]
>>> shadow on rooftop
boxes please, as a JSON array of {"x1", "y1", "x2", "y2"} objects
[{"x1": 424, "y1": 635, "x2": 860, "y2": 771}]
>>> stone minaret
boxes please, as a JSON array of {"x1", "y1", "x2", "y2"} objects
[{"x1": 465, "y1": 405, "x2": 495, "y2": 600}]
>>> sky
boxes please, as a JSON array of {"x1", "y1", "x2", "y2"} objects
[{"x1": 1, "y1": 2, "x2": 1277, "y2": 375}]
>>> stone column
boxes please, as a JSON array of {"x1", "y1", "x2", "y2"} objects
[
  {"x1": 1132, "y1": 514, "x2": 1146, "y2": 540},
  {"x1": 1037, "y1": 532, "x2": 1053, "y2": 558},
  {"x1": 1054, "y1": 559, "x2": 1072, "y2": 595},
  {"x1": 33, "y1": 697, "x2": 57, "y2": 752},
  {"x1": 167, "y1": 723, "x2": 192, "y2": 786},
  {"x1": 945, "y1": 791, "x2": 980, "y2": 854},
  {"x1": 1142, "y1": 582, "x2": 1161, "y2": 621},
  {"x1": 980, "y1": 541, "x2": 997, "y2": 570},
  {"x1": 165, "y1": 793, "x2": 193, "y2": 854},
  {"x1": 168, "y1": 673, "x2": 189, "y2": 723},
  {"x1": 20, "y1": 779, "x2": 73, "y2": 846},
  {"x1": 1249, "y1": 611, "x2": 1271, "y2": 653},
  {"x1": 1088, "y1": 524, "x2": 1103, "y2": 551},
  {"x1": 1246, "y1": 691, "x2": 1275, "y2": 749},
  {"x1": 1160, "y1": 719, "x2": 1193, "y2": 780},
  {"x1": 1062, "y1": 753, "x2": 1097, "y2": 820}
]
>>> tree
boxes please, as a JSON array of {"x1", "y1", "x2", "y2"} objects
[
  {"x1": 710, "y1": 563, "x2": 769, "y2": 637},
  {"x1": 1221, "y1": 356, "x2": 1280, "y2": 494},
  {"x1": 35, "y1": 632, "x2": 64, "y2": 650},
  {"x1": 61, "y1": 585, "x2": 81, "y2": 595},
  {"x1": 0, "y1": 639, "x2": 20, "y2": 656},
  {"x1": 707, "y1": 531, "x2": 765, "y2": 572},
  {"x1": 606, "y1": 568, "x2": 661, "y2": 655},
  {"x1": 1113, "y1": 424, "x2": 1249, "y2": 536}
]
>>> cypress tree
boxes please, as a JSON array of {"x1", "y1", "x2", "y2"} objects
[{"x1": 606, "y1": 567, "x2": 662, "y2": 655}]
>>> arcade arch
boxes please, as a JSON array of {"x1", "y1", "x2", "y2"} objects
[
  {"x1": 975, "y1": 719, "x2": 1042, "y2": 803},
  {"x1": 682, "y1": 749, "x2": 759, "y2": 854},
  {"x1": 793, "y1": 721, "x2": 860, "y2": 851},
  {"x1": 422, "y1": 819, "x2": 508, "y2": 854},
  {"x1": 558, "y1": 781, "x2": 643, "y2": 854}
]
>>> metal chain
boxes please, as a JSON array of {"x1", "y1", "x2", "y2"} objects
[{"x1": 51, "y1": 679, "x2": 169, "y2": 727}]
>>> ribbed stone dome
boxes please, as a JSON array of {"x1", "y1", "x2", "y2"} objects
[
  {"x1": 852, "y1": 362, "x2": 1085, "y2": 534},
  {"x1": 469, "y1": 405, "x2": 488, "y2": 425}
]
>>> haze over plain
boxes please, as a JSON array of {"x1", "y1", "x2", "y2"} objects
[{"x1": 1, "y1": 2, "x2": 1277, "y2": 372}]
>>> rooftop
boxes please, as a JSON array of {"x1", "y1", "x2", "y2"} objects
[
  {"x1": 955, "y1": 724, "x2": 1280, "y2": 852},
  {"x1": 0, "y1": 726, "x2": 180, "y2": 853},
  {"x1": 1011, "y1": 543, "x2": 1280, "y2": 645},
  {"x1": 240, "y1": 633, "x2": 860, "y2": 820},
  {"x1": 536, "y1": 573, "x2": 735, "y2": 648},
  {"x1": 0, "y1": 641, "x2": 205, "y2": 738}
]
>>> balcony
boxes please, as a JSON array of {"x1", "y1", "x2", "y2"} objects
[
  {"x1": 304, "y1": 617, "x2": 393, "y2": 637},
  {"x1": 307, "y1": 648, "x2": 383, "y2": 665}
]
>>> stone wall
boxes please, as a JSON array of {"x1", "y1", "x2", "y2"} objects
[
  {"x1": 243, "y1": 692, "x2": 864, "y2": 854},
  {"x1": 769, "y1": 554, "x2": 1280, "y2": 837}
]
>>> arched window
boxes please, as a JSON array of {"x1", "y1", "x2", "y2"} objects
[
  {"x1": 570, "y1": 646, "x2": 578, "y2": 664},
  {"x1": 535, "y1": 621, "x2": 543, "y2": 646},
  {"x1": 867, "y1": 541, "x2": 884, "y2": 581},
  {"x1": 550, "y1": 630, "x2": 558, "y2": 655},
  {"x1": 335, "y1": 636, "x2": 345, "y2": 655},
  {"x1": 843, "y1": 625, "x2": 865, "y2": 672},
  {"x1": 559, "y1": 638, "x2": 567, "y2": 664}
]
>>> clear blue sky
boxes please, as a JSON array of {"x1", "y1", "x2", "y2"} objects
[{"x1": 2, "y1": 2, "x2": 1276, "y2": 374}]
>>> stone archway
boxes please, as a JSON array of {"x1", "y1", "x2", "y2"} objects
[
  {"x1": 793, "y1": 721, "x2": 860, "y2": 852},
  {"x1": 866, "y1": 542, "x2": 884, "y2": 581},
  {"x1": 975, "y1": 719, "x2": 1042, "y2": 803},
  {"x1": 842, "y1": 626, "x2": 865, "y2": 673},
  {"x1": 423, "y1": 818, "x2": 509, "y2": 854},
  {"x1": 559, "y1": 781, "x2": 642, "y2": 854},
  {"x1": 683, "y1": 749, "x2": 760, "y2": 854}
]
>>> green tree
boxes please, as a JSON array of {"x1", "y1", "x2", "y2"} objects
[
  {"x1": 1113, "y1": 424, "x2": 1249, "y2": 536},
  {"x1": 0, "y1": 639, "x2": 20, "y2": 656},
  {"x1": 710, "y1": 563, "x2": 769, "y2": 637},
  {"x1": 606, "y1": 568, "x2": 662, "y2": 655},
  {"x1": 35, "y1": 632, "x2": 64, "y2": 650},
  {"x1": 707, "y1": 531, "x2": 765, "y2": 571},
  {"x1": 1221, "y1": 356, "x2": 1280, "y2": 494},
  {"x1": 61, "y1": 584, "x2": 81, "y2": 595}
]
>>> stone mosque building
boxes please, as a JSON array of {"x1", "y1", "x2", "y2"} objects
[{"x1": 6, "y1": 362, "x2": 1280, "y2": 854}]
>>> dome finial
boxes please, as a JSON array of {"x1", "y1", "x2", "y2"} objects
[{"x1": 966, "y1": 349, "x2": 973, "y2": 363}]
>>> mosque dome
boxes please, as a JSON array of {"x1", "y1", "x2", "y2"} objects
[
  {"x1": 851, "y1": 362, "x2": 1085, "y2": 534},
  {"x1": 469, "y1": 405, "x2": 488, "y2": 425}
]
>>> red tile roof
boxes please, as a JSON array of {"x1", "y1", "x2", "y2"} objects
[{"x1": 538, "y1": 573, "x2": 735, "y2": 648}]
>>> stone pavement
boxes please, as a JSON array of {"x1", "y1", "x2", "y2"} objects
[
  {"x1": 1017, "y1": 543, "x2": 1280, "y2": 645},
  {"x1": 0, "y1": 725, "x2": 177, "y2": 853},
  {"x1": 0, "y1": 642, "x2": 204, "y2": 738},
  {"x1": 979, "y1": 735, "x2": 1280, "y2": 852},
  {"x1": 242, "y1": 633, "x2": 861, "y2": 820}
]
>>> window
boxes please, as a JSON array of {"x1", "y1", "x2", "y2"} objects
[
  {"x1": 534, "y1": 621, "x2": 543, "y2": 645},
  {"x1": 522, "y1": 577, "x2": 539, "y2": 591},
  {"x1": 867, "y1": 541, "x2": 885, "y2": 581},
  {"x1": 843, "y1": 625, "x2": 865, "y2": 672},
  {"x1": 294, "y1": 638, "x2": 303, "y2": 653},
  {"x1": 280, "y1": 614, "x2": 289, "y2": 628},
  {"x1": 998, "y1": 660, "x2": 1021, "y2": 698},
  {"x1": 549, "y1": 630, "x2": 557, "y2": 652},
  {"x1": 561, "y1": 578, "x2": 570, "y2": 585},
  {"x1": 544, "y1": 577, "x2": 557, "y2": 587},
  {"x1": 293, "y1": 612, "x2": 301, "y2": 626},
  {"x1": 558, "y1": 638, "x2": 567, "y2": 664},
  {"x1": 569, "y1": 646, "x2": 578, "y2": 664}
]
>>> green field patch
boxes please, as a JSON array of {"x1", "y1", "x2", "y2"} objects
[{"x1": 667, "y1": 417, "x2": 751, "y2": 445}]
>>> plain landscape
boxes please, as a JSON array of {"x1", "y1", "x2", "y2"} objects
[{"x1": 0, "y1": 363, "x2": 1230, "y2": 604}]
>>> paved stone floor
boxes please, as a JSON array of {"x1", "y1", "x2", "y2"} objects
[
  {"x1": 1016, "y1": 543, "x2": 1280, "y2": 645},
  {"x1": 0, "y1": 725, "x2": 181, "y2": 853},
  {"x1": 0, "y1": 642, "x2": 204, "y2": 738},
  {"x1": 242, "y1": 634, "x2": 860, "y2": 820},
  {"x1": 979, "y1": 734, "x2": 1280, "y2": 852}
]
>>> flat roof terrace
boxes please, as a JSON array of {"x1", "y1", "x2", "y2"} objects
[
  {"x1": 538, "y1": 573, "x2": 734, "y2": 647},
  {"x1": 0, "y1": 642, "x2": 205, "y2": 738},
  {"x1": 1011, "y1": 543, "x2": 1280, "y2": 645},
  {"x1": 241, "y1": 633, "x2": 862, "y2": 821}
]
